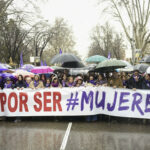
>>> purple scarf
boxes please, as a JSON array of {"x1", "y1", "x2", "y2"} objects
[
  {"x1": 97, "y1": 80, "x2": 106, "y2": 85},
  {"x1": 25, "y1": 82, "x2": 30, "y2": 88},
  {"x1": 68, "y1": 82, "x2": 75, "y2": 87},
  {"x1": 62, "y1": 80, "x2": 66, "y2": 87},
  {"x1": 4, "y1": 82, "x2": 12, "y2": 88},
  {"x1": 34, "y1": 80, "x2": 39, "y2": 87},
  {"x1": 89, "y1": 80, "x2": 96, "y2": 85},
  {"x1": 45, "y1": 83, "x2": 51, "y2": 87},
  {"x1": 51, "y1": 82, "x2": 59, "y2": 87}
]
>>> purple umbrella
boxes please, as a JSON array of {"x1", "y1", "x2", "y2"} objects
[{"x1": 0, "y1": 73, "x2": 17, "y2": 81}]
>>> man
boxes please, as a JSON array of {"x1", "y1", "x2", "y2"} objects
[{"x1": 127, "y1": 70, "x2": 142, "y2": 89}]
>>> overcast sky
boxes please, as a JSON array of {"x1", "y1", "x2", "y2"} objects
[{"x1": 15, "y1": 0, "x2": 132, "y2": 59}]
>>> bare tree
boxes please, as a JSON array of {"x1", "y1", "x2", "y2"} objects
[
  {"x1": 88, "y1": 23, "x2": 125, "y2": 60},
  {"x1": 101, "y1": 0, "x2": 150, "y2": 63}
]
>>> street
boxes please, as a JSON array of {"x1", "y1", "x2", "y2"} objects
[{"x1": 0, "y1": 118, "x2": 150, "y2": 150}]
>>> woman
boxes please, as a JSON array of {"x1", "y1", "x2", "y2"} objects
[
  {"x1": 40, "y1": 74, "x2": 46, "y2": 85},
  {"x1": 15, "y1": 75, "x2": 26, "y2": 89},
  {"x1": 86, "y1": 75, "x2": 96, "y2": 86},
  {"x1": 75, "y1": 76, "x2": 84, "y2": 87},
  {"x1": 29, "y1": 75, "x2": 44, "y2": 89},
  {"x1": 4, "y1": 78, "x2": 13, "y2": 89},
  {"x1": 45, "y1": 78, "x2": 51, "y2": 88},
  {"x1": 25, "y1": 77, "x2": 32, "y2": 88},
  {"x1": 61, "y1": 74, "x2": 67, "y2": 87},
  {"x1": 51, "y1": 76, "x2": 62, "y2": 88},
  {"x1": 142, "y1": 74, "x2": 150, "y2": 89},
  {"x1": 66, "y1": 76, "x2": 75, "y2": 87},
  {"x1": 96, "y1": 74, "x2": 107, "y2": 86}
]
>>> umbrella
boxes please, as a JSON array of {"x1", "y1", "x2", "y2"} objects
[
  {"x1": 146, "y1": 67, "x2": 150, "y2": 74},
  {"x1": 134, "y1": 64, "x2": 149, "y2": 73},
  {"x1": 51, "y1": 53, "x2": 81, "y2": 64},
  {"x1": 0, "y1": 64, "x2": 8, "y2": 72},
  {"x1": 13, "y1": 69, "x2": 35, "y2": 78},
  {"x1": 0, "y1": 73, "x2": 17, "y2": 81},
  {"x1": 21, "y1": 64, "x2": 35, "y2": 72},
  {"x1": 61, "y1": 61, "x2": 85, "y2": 68},
  {"x1": 0, "y1": 63, "x2": 12, "y2": 69},
  {"x1": 86, "y1": 55, "x2": 107, "y2": 63},
  {"x1": 31, "y1": 66, "x2": 54, "y2": 74},
  {"x1": 95, "y1": 59, "x2": 127, "y2": 72},
  {"x1": 140, "y1": 55, "x2": 150, "y2": 63}
]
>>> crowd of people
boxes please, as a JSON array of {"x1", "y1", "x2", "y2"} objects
[{"x1": 0, "y1": 69, "x2": 150, "y2": 90}]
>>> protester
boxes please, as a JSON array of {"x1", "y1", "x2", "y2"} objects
[
  {"x1": 86, "y1": 74, "x2": 96, "y2": 86},
  {"x1": 121, "y1": 74, "x2": 128, "y2": 88},
  {"x1": 108, "y1": 71, "x2": 123, "y2": 88},
  {"x1": 127, "y1": 70, "x2": 142, "y2": 89},
  {"x1": 4, "y1": 78, "x2": 13, "y2": 89},
  {"x1": 40, "y1": 74, "x2": 46, "y2": 85},
  {"x1": 15, "y1": 75, "x2": 26, "y2": 89},
  {"x1": 25, "y1": 77, "x2": 32, "y2": 88},
  {"x1": 142, "y1": 74, "x2": 150, "y2": 89},
  {"x1": 96, "y1": 74, "x2": 107, "y2": 86},
  {"x1": 29, "y1": 75, "x2": 44, "y2": 89},
  {"x1": 75, "y1": 76, "x2": 84, "y2": 87},
  {"x1": 66, "y1": 76, "x2": 75, "y2": 87},
  {"x1": 45, "y1": 78, "x2": 51, "y2": 88},
  {"x1": 61, "y1": 73, "x2": 68, "y2": 87},
  {"x1": 51, "y1": 76, "x2": 62, "y2": 88}
]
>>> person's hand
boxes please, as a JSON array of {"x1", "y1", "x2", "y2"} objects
[
  {"x1": 17, "y1": 87, "x2": 20, "y2": 90},
  {"x1": 21, "y1": 87, "x2": 24, "y2": 90},
  {"x1": 134, "y1": 76, "x2": 139, "y2": 82},
  {"x1": 132, "y1": 88, "x2": 136, "y2": 91},
  {"x1": 113, "y1": 86, "x2": 117, "y2": 89}
]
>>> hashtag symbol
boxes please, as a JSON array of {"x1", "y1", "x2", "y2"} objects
[{"x1": 66, "y1": 92, "x2": 79, "y2": 111}]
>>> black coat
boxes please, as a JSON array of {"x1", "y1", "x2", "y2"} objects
[
  {"x1": 142, "y1": 79, "x2": 150, "y2": 89},
  {"x1": 15, "y1": 81, "x2": 27, "y2": 88},
  {"x1": 127, "y1": 76, "x2": 143, "y2": 89},
  {"x1": 0, "y1": 81, "x2": 4, "y2": 89}
]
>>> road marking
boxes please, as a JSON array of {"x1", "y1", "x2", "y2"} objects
[{"x1": 60, "y1": 122, "x2": 72, "y2": 150}]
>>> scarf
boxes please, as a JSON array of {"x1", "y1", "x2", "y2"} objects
[
  {"x1": 89, "y1": 80, "x2": 96, "y2": 85},
  {"x1": 25, "y1": 82, "x2": 30, "y2": 88},
  {"x1": 4, "y1": 82, "x2": 12, "y2": 88},
  {"x1": 68, "y1": 82, "x2": 75, "y2": 87},
  {"x1": 62, "y1": 80, "x2": 66, "y2": 87},
  {"x1": 34, "y1": 80, "x2": 39, "y2": 87},
  {"x1": 51, "y1": 82, "x2": 59, "y2": 87},
  {"x1": 45, "y1": 83, "x2": 51, "y2": 87}
]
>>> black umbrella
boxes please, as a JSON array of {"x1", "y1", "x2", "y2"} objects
[
  {"x1": 134, "y1": 64, "x2": 149, "y2": 73},
  {"x1": 51, "y1": 53, "x2": 81, "y2": 64},
  {"x1": 62, "y1": 61, "x2": 85, "y2": 68},
  {"x1": 140, "y1": 55, "x2": 150, "y2": 63}
]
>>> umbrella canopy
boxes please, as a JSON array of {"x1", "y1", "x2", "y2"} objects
[
  {"x1": 140, "y1": 55, "x2": 150, "y2": 63},
  {"x1": 31, "y1": 66, "x2": 54, "y2": 74},
  {"x1": 21, "y1": 64, "x2": 35, "y2": 72},
  {"x1": 95, "y1": 59, "x2": 127, "y2": 72},
  {"x1": 0, "y1": 73, "x2": 17, "y2": 81},
  {"x1": 61, "y1": 61, "x2": 85, "y2": 68},
  {"x1": 0, "y1": 63, "x2": 12, "y2": 69},
  {"x1": 51, "y1": 53, "x2": 81, "y2": 64},
  {"x1": 13, "y1": 69, "x2": 35, "y2": 78},
  {"x1": 86, "y1": 55, "x2": 107, "y2": 63},
  {"x1": 134, "y1": 64, "x2": 149, "y2": 73},
  {"x1": 0, "y1": 64, "x2": 8, "y2": 72},
  {"x1": 146, "y1": 67, "x2": 150, "y2": 74}
]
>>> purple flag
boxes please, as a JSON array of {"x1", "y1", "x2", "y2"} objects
[
  {"x1": 108, "y1": 52, "x2": 111, "y2": 59},
  {"x1": 59, "y1": 48, "x2": 62, "y2": 54},
  {"x1": 41, "y1": 60, "x2": 43, "y2": 66},
  {"x1": 20, "y1": 51, "x2": 23, "y2": 67},
  {"x1": 44, "y1": 61, "x2": 47, "y2": 66}
]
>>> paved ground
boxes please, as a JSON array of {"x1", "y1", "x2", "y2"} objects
[{"x1": 0, "y1": 118, "x2": 150, "y2": 150}]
